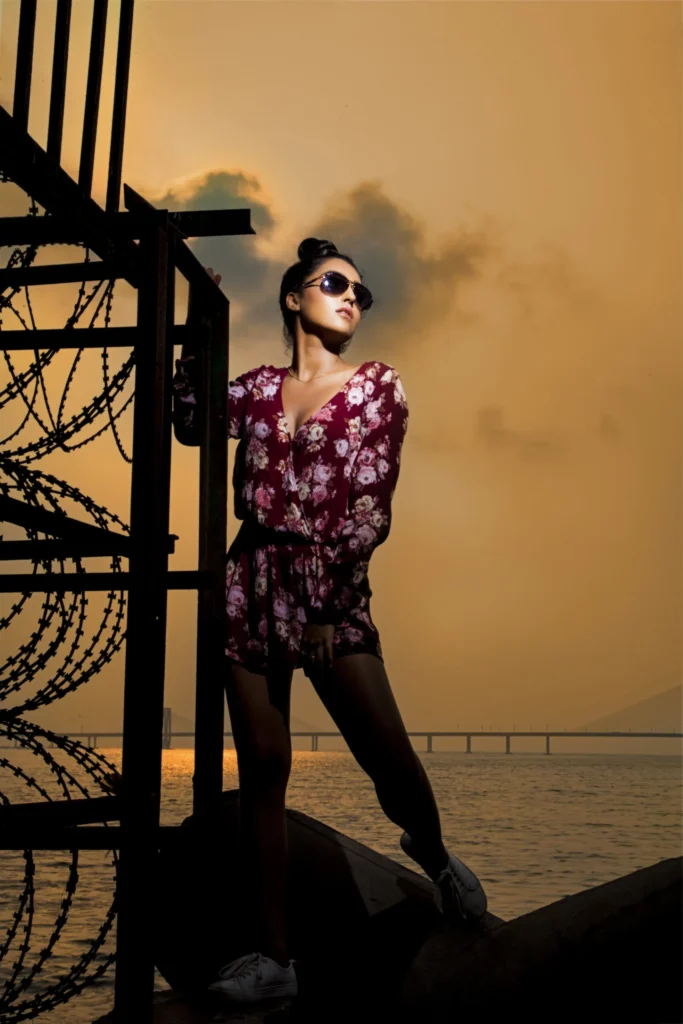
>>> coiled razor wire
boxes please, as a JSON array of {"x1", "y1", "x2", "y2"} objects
[
  {"x1": 0, "y1": 458, "x2": 128, "y2": 716},
  {"x1": 0, "y1": 187, "x2": 151, "y2": 1016},
  {"x1": 0, "y1": 717, "x2": 119, "y2": 1021},
  {"x1": 1, "y1": 200, "x2": 135, "y2": 465}
]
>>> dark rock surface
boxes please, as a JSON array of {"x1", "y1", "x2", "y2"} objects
[
  {"x1": 148, "y1": 789, "x2": 501, "y2": 1021},
  {"x1": 399, "y1": 854, "x2": 682, "y2": 1023},
  {"x1": 95, "y1": 792, "x2": 681, "y2": 1023}
]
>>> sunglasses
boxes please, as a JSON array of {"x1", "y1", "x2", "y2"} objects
[{"x1": 302, "y1": 270, "x2": 373, "y2": 312}]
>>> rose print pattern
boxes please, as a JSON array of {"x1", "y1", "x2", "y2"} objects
[{"x1": 172, "y1": 357, "x2": 408, "y2": 674}]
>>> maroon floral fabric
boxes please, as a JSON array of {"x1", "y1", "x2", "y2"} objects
[{"x1": 172, "y1": 357, "x2": 408, "y2": 674}]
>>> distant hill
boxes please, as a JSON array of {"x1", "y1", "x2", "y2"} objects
[{"x1": 577, "y1": 686, "x2": 682, "y2": 733}]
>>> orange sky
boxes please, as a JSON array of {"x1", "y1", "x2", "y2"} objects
[{"x1": 0, "y1": 0, "x2": 681, "y2": 736}]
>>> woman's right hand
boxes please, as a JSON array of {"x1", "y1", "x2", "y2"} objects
[{"x1": 205, "y1": 266, "x2": 222, "y2": 286}]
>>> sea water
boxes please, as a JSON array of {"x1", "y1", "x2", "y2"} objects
[{"x1": 1, "y1": 749, "x2": 680, "y2": 1023}]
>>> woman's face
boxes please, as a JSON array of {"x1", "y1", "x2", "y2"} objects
[{"x1": 287, "y1": 257, "x2": 362, "y2": 340}]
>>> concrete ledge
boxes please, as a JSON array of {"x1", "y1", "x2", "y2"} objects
[{"x1": 399, "y1": 855, "x2": 682, "y2": 1022}]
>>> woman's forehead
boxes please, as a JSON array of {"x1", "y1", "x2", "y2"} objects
[{"x1": 317, "y1": 257, "x2": 361, "y2": 283}]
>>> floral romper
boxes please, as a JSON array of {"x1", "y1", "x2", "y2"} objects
[{"x1": 172, "y1": 357, "x2": 409, "y2": 675}]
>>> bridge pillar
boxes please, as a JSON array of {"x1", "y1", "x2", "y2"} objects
[
  {"x1": 466, "y1": 734, "x2": 471, "y2": 754},
  {"x1": 505, "y1": 735, "x2": 511, "y2": 754},
  {"x1": 546, "y1": 734, "x2": 551, "y2": 755},
  {"x1": 162, "y1": 706, "x2": 172, "y2": 750},
  {"x1": 311, "y1": 734, "x2": 318, "y2": 752},
  {"x1": 426, "y1": 734, "x2": 432, "y2": 753}
]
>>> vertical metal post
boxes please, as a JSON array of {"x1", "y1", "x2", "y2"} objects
[
  {"x1": 192, "y1": 300, "x2": 229, "y2": 818},
  {"x1": 426, "y1": 734, "x2": 432, "y2": 754},
  {"x1": 106, "y1": 0, "x2": 135, "y2": 213},
  {"x1": 466, "y1": 734, "x2": 471, "y2": 754},
  {"x1": 78, "y1": 0, "x2": 108, "y2": 197},
  {"x1": 13, "y1": 0, "x2": 37, "y2": 132},
  {"x1": 546, "y1": 734, "x2": 551, "y2": 755},
  {"x1": 47, "y1": 0, "x2": 72, "y2": 164},
  {"x1": 114, "y1": 220, "x2": 173, "y2": 1021},
  {"x1": 505, "y1": 735, "x2": 511, "y2": 754}
]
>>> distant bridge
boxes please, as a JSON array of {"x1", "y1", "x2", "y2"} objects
[{"x1": 5, "y1": 729, "x2": 681, "y2": 754}]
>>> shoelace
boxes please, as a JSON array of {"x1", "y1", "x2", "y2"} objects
[
  {"x1": 216, "y1": 952, "x2": 263, "y2": 981},
  {"x1": 437, "y1": 857, "x2": 480, "y2": 894},
  {"x1": 437, "y1": 862, "x2": 460, "y2": 889}
]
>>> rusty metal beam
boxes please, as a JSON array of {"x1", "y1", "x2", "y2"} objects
[
  {"x1": 47, "y1": 0, "x2": 72, "y2": 164},
  {"x1": 192, "y1": 304, "x2": 229, "y2": 818},
  {"x1": 0, "y1": 825, "x2": 184, "y2": 850},
  {"x1": 0, "y1": 105, "x2": 140, "y2": 288},
  {"x1": 13, "y1": 0, "x2": 37, "y2": 132},
  {"x1": 114, "y1": 219, "x2": 174, "y2": 1018},
  {"x1": 0, "y1": 210, "x2": 253, "y2": 246},
  {"x1": 0, "y1": 260, "x2": 130, "y2": 289},
  {"x1": 106, "y1": 0, "x2": 135, "y2": 213},
  {"x1": 123, "y1": 185, "x2": 230, "y2": 313},
  {"x1": 0, "y1": 795, "x2": 122, "y2": 827},
  {"x1": 168, "y1": 208, "x2": 255, "y2": 239},
  {"x1": 0, "y1": 571, "x2": 212, "y2": 592},
  {"x1": 0, "y1": 324, "x2": 207, "y2": 350},
  {"x1": 0, "y1": 493, "x2": 129, "y2": 544},
  {"x1": 79, "y1": 0, "x2": 108, "y2": 197},
  {"x1": 0, "y1": 535, "x2": 177, "y2": 559},
  {"x1": 0, "y1": 539, "x2": 130, "y2": 560}
]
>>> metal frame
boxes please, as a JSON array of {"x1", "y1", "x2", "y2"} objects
[{"x1": 0, "y1": 1, "x2": 253, "y2": 1017}]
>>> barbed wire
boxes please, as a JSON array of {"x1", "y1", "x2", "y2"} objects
[
  {"x1": 0, "y1": 716, "x2": 119, "y2": 1021},
  {"x1": 0, "y1": 187, "x2": 141, "y2": 1018},
  {"x1": 0, "y1": 458, "x2": 128, "y2": 717},
  {"x1": 1, "y1": 200, "x2": 135, "y2": 465}
]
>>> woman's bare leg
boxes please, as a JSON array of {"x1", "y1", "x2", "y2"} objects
[
  {"x1": 225, "y1": 659, "x2": 294, "y2": 966},
  {"x1": 308, "y1": 653, "x2": 449, "y2": 879}
]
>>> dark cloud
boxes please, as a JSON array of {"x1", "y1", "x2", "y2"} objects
[
  {"x1": 304, "y1": 180, "x2": 492, "y2": 353},
  {"x1": 153, "y1": 171, "x2": 493, "y2": 353},
  {"x1": 155, "y1": 170, "x2": 276, "y2": 304}
]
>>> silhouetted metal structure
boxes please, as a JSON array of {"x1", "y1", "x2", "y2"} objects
[{"x1": 0, "y1": 1, "x2": 253, "y2": 1019}]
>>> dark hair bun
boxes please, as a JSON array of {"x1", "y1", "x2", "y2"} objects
[{"x1": 297, "y1": 237, "x2": 338, "y2": 262}]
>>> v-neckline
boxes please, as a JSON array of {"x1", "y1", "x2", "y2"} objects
[{"x1": 279, "y1": 361, "x2": 370, "y2": 441}]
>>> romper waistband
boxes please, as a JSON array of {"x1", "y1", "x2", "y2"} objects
[{"x1": 235, "y1": 518, "x2": 318, "y2": 550}]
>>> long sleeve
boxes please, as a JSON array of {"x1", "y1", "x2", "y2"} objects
[
  {"x1": 306, "y1": 367, "x2": 409, "y2": 625},
  {"x1": 172, "y1": 288, "x2": 209, "y2": 446},
  {"x1": 172, "y1": 353, "x2": 254, "y2": 445}
]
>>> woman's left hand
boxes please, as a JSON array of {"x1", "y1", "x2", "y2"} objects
[{"x1": 301, "y1": 623, "x2": 335, "y2": 676}]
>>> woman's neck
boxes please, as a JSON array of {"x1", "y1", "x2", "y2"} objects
[{"x1": 290, "y1": 347, "x2": 345, "y2": 381}]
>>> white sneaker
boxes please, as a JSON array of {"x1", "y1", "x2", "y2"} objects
[
  {"x1": 400, "y1": 831, "x2": 487, "y2": 921},
  {"x1": 207, "y1": 951, "x2": 297, "y2": 1004}
]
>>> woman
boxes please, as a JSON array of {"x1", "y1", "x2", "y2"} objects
[{"x1": 172, "y1": 237, "x2": 487, "y2": 1005}]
